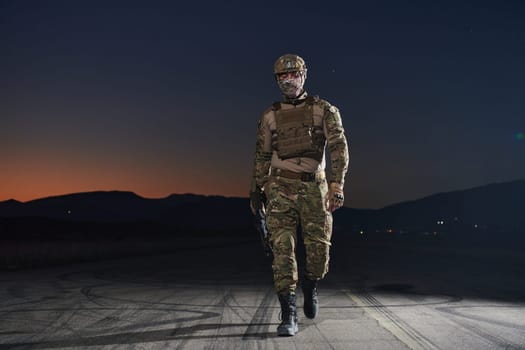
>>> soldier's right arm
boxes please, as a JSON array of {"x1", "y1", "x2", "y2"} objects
[{"x1": 250, "y1": 110, "x2": 273, "y2": 194}]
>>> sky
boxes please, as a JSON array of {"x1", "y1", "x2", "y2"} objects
[{"x1": 1, "y1": 0, "x2": 524, "y2": 209}]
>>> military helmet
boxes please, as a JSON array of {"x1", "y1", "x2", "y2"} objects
[{"x1": 273, "y1": 54, "x2": 307, "y2": 75}]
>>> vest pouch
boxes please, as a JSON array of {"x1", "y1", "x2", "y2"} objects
[{"x1": 273, "y1": 103, "x2": 325, "y2": 162}]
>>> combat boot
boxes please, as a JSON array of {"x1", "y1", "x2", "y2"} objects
[
  {"x1": 277, "y1": 293, "x2": 298, "y2": 336},
  {"x1": 302, "y1": 278, "x2": 318, "y2": 319}
]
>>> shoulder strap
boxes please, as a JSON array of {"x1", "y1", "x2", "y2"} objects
[{"x1": 305, "y1": 95, "x2": 319, "y2": 105}]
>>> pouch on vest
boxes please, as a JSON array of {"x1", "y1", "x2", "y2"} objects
[{"x1": 271, "y1": 98, "x2": 325, "y2": 162}]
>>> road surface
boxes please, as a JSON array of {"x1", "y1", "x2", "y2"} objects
[{"x1": 1, "y1": 235, "x2": 524, "y2": 349}]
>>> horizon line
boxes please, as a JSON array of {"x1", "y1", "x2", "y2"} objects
[{"x1": 2, "y1": 177, "x2": 523, "y2": 210}]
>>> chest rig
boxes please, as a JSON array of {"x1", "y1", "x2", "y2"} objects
[{"x1": 271, "y1": 96, "x2": 326, "y2": 162}]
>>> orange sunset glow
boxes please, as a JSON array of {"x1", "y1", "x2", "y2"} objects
[{"x1": 2, "y1": 155, "x2": 251, "y2": 202}]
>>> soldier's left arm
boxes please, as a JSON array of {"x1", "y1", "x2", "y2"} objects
[{"x1": 323, "y1": 104, "x2": 349, "y2": 187}]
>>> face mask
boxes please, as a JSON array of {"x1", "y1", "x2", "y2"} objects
[{"x1": 277, "y1": 72, "x2": 305, "y2": 98}]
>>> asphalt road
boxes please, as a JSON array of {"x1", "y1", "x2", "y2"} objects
[{"x1": 1, "y1": 235, "x2": 524, "y2": 349}]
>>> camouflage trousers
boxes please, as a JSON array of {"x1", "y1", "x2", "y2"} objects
[{"x1": 265, "y1": 174, "x2": 333, "y2": 294}]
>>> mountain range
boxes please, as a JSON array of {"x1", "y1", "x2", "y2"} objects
[
  {"x1": 336, "y1": 179, "x2": 525, "y2": 234},
  {"x1": 1, "y1": 179, "x2": 524, "y2": 236}
]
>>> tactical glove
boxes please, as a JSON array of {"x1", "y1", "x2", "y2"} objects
[{"x1": 325, "y1": 183, "x2": 344, "y2": 212}]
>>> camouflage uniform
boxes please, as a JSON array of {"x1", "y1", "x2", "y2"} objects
[{"x1": 251, "y1": 91, "x2": 349, "y2": 294}]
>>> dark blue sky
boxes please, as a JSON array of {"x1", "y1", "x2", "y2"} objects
[{"x1": 2, "y1": 0, "x2": 524, "y2": 208}]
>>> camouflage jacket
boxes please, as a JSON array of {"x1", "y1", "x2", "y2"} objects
[{"x1": 250, "y1": 92, "x2": 349, "y2": 192}]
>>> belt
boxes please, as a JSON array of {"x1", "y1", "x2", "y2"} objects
[{"x1": 270, "y1": 168, "x2": 323, "y2": 182}]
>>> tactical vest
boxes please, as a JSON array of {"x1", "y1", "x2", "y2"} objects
[{"x1": 271, "y1": 96, "x2": 326, "y2": 162}]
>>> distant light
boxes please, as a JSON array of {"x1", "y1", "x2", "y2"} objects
[
  {"x1": 474, "y1": 224, "x2": 478, "y2": 228},
  {"x1": 360, "y1": 230, "x2": 364, "y2": 235},
  {"x1": 516, "y1": 132, "x2": 524, "y2": 140},
  {"x1": 67, "y1": 210, "x2": 71, "y2": 214}
]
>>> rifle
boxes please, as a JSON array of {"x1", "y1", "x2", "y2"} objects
[{"x1": 254, "y1": 208, "x2": 272, "y2": 257}]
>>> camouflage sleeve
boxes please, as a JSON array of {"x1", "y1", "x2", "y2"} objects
[
  {"x1": 250, "y1": 112, "x2": 272, "y2": 193},
  {"x1": 323, "y1": 104, "x2": 349, "y2": 187}
]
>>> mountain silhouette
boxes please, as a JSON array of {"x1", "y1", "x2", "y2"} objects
[
  {"x1": 334, "y1": 179, "x2": 525, "y2": 235},
  {"x1": 0, "y1": 191, "x2": 252, "y2": 238},
  {"x1": 1, "y1": 179, "x2": 524, "y2": 237},
  {"x1": 378, "y1": 179, "x2": 524, "y2": 230}
]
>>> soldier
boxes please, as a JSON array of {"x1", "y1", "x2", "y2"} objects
[{"x1": 250, "y1": 54, "x2": 349, "y2": 336}]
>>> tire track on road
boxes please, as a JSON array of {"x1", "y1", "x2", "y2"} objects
[
  {"x1": 342, "y1": 288, "x2": 440, "y2": 350},
  {"x1": 242, "y1": 287, "x2": 275, "y2": 340},
  {"x1": 436, "y1": 306, "x2": 525, "y2": 349}
]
